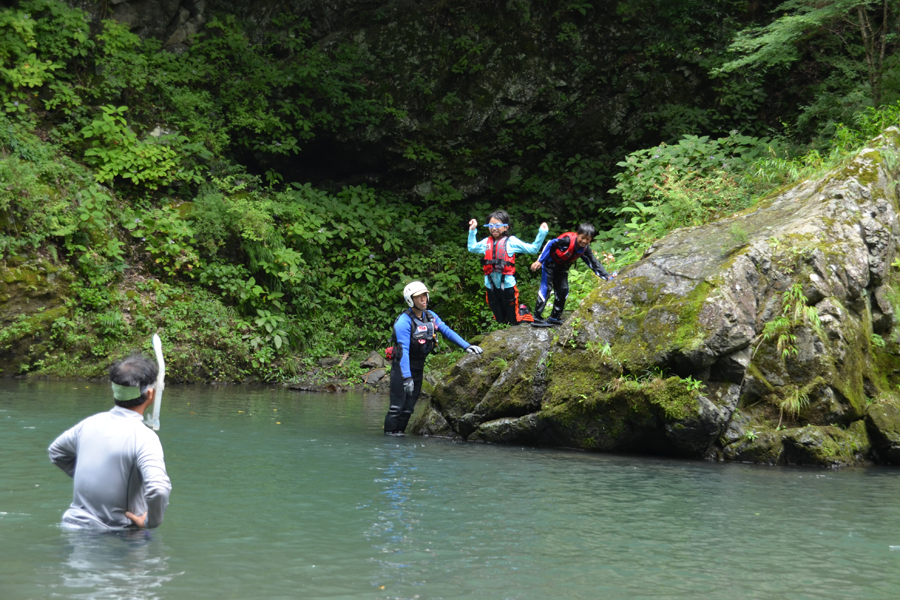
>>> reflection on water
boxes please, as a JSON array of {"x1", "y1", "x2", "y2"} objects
[
  {"x1": 3, "y1": 380, "x2": 900, "y2": 600},
  {"x1": 368, "y1": 443, "x2": 437, "y2": 593},
  {"x1": 53, "y1": 529, "x2": 178, "y2": 600}
]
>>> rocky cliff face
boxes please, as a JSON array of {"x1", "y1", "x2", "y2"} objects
[{"x1": 413, "y1": 129, "x2": 900, "y2": 467}]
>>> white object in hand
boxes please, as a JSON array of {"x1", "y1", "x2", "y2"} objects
[{"x1": 146, "y1": 334, "x2": 165, "y2": 431}]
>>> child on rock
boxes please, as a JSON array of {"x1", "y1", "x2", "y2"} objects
[
  {"x1": 467, "y1": 210, "x2": 548, "y2": 325},
  {"x1": 530, "y1": 223, "x2": 615, "y2": 326}
]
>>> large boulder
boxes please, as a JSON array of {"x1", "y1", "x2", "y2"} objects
[{"x1": 413, "y1": 129, "x2": 900, "y2": 465}]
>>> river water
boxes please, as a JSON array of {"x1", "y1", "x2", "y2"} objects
[{"x1": 2, "y1": 380, "x2": 900, "y2": 599}]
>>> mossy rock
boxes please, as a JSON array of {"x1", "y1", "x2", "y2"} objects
[
  {"x1": 470, "y1": 414, "x2": 541, "y2": 445},
  {"x1": 465, "y1": 370, "x2": 737, "y2": 457},
  {"x1": 423, "y1": 325, "x2": 553, "y2": 436},
  {"x1": 721, "y1": 430, "x2": 787, "y2": 464},
  {"x1": 0, "y1": 255, "x2": 73, "y2": 376},
  {"x1": 781, "y1": 422, "x2": 871, "y2": 467},
  {"x1": 723, "y1": 423, "x2": 870, "y2": 467},
  {"x1": 866, "y1": 397, "x2": 900, "y2": 464},
  {"x1": 409, "y1": 403, "x2": 455, "y2": 437}
]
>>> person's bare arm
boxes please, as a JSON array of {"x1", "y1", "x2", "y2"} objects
[{"x1": 125, "y1": 511, "x2": 147, "y2": 528}]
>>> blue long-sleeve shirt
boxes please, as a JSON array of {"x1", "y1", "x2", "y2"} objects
[
  {"x1": 394, "y1": 310, "x2": 469, "y2": 378},
  {"x1": 537, "y1": 236, "x2": 610, "y2": 278},
  {"x1": 467, "y1": 228, "x2": 548, "y2": 289}
]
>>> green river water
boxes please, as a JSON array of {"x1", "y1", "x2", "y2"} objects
[{"x1": 2, "y1": 379, "x2": 900, "y2": 599}]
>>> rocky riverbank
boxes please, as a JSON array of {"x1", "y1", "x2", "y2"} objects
[{"x1": 411, "y1": 130, "x2": 900, "y2": 467}]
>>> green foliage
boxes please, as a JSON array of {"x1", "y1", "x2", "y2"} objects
[
  {"x1": 681, "y1": 376, "x2": 704, "y2": 392},
  {"x1": 5, "y1": 0, "x2": 900, "y2": 384},
  {"x1": 516, "y1": 152, "x2": 608, "y2": 224},
  {"x1": 0, "y1": 4, "x2": 60, "y2": 106},
  {"x1": 610, "y1": 133, "x2": 770, "y2": 203},
  {"x1": 717, "y1": 0, "x2": 900, "y2": 133},
  {"x1": 597, "y1": 132, "x2": 765, "y2": 266},
  {"x1": 80, "y1": 105, "x2": 205, "y2": 188},
  {"x1": 587, "y1": 340, "x2": 613, "y2": 359},
  {"x1": 760, "y1": 284, "x2": 822, "y2": 360},
  {"x1": 451, "y1": 34, "x2": 488, "y2": 74},
  {"x1": 833, "y1": 102, "x2": 900, "y2": 151},
  {"x1": 596, "y1": 99, "x2": 900, "y2": 271},
  {"x1": 246, "y1": 309, "x2": 289, "y2": 358},
  {"x1": 403, "y1": 141, "x2": 442, "y2": 163},
  {"x1": 565, "y1": 260, "x2": 603, "y2": 307},
  {"x1": 0, "y1": 2, "x2": 402, "y2": 193},
  {"x1": 128, "y1": 205, "x2": 200, "y2": 276},
  {"x1": 0, "y1": 313, "x2": 36, "y2": 349},
  {"x1": 777, "y1": 386, "x2": 810, "y2": 428},
  {"x1": 717, "y1": 1, "x2": 853, "y2": 73},
  {"x1": 0, "y1": 120, "x2": 74, "y2": 254}
]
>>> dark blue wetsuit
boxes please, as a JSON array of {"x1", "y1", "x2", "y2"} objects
[
  {"x1": 535, "y1": 236, "x2": 610, "y2": 321},
  {"x1": 384, "y1": 309, "x2": 470, "y2": 434}
]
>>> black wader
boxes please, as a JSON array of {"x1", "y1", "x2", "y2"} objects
[
  {"x1": 485, "y1": 286, "x2": 522, "y2": 325},
  {"x1": 383, "y1": 309, "x2": 435, "y2": 434},
  {"x1": 534, "y1": 261, "x2": 570, "y2": 320},
  {"x1": 383, "y1": 356, "x2": 425, "y2": 433}
]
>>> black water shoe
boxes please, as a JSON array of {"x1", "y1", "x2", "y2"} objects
[{"x1": 546, "y1": 317, "x2": 563, "y2": 326}]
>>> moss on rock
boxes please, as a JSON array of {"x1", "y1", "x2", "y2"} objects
[
  {"x1": 866, "y1": 395, "x2": 900, "y2": 464},
  {"x1": 0, "y1": 255, "x2": 73, "y2": 375}
]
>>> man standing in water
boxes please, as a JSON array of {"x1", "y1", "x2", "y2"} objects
[
  {"x1": 384, "y1": 281, "x2": 482, "y2": 435},
  {"x1": 48, "y1": 354, "x2": 172, "y2": 529}
]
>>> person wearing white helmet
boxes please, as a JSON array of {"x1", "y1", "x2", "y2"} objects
[{"x1": 384, "y1": 281, "x2": 483, "y2": 435}]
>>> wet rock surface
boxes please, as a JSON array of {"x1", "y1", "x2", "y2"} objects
[{"x1": 413, "y1": 130, "x2": 900, "y2": 466}]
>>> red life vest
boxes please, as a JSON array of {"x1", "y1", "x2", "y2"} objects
[
  {"x1": 482, "y1": 236, "x2": 516, "y2": 276},
  {"x1": 550, "y1": 232, "x2": 581, "y2": 265}
]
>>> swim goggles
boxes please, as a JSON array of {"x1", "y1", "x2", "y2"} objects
[{"x1": 483, "y1": 223, "x2": 509, "y2": 229}]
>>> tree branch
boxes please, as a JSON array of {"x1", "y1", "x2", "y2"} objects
[{"x1": 858, "y1": 5, "x2": 879, "y2": 104}]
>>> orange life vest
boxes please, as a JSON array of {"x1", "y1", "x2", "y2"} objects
[{"x1": 482, "y1": 236, "x2": 516, "y2": 276}]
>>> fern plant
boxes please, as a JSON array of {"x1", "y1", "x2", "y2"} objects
[{"x1": 759, "y1": 283, "x2": 822, "y2": 360}]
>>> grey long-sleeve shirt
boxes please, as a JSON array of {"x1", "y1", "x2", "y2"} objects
[{"x1": 48, "y1": 406, "x2": 172, "y2": 529}]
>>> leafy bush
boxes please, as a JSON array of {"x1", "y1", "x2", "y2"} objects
[
  {"x1": 80, "y1": 105, "x2": 204, "y2": 189},
  {"x1": 596, "y1": 133, "x2": 768, "y2": 266},
  {"x1": 127, "y1": 205, "x2": 200, "y2": 276}
]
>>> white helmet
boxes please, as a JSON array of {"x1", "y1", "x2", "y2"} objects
[{"x1": 403, "y1": 281, "x2": 429, "y2": 307}]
